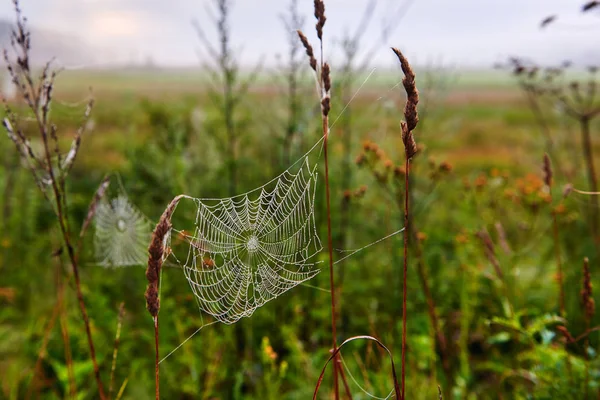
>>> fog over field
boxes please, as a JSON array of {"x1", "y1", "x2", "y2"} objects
[{"x1": 0, "y1": 0, "x2": 598, "y2": 68}]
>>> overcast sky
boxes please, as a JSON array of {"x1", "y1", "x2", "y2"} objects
[{"x1": 0, "y1": 0, "x2": 598, "y2": 68}]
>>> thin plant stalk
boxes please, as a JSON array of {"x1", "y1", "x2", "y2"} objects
[
  {"x1": 552, "y1": 213, "x2": 565, "y2": 315},
  {"x1": 413, "y1": 237, "x2": 451, "y2": 388},
  {"x1": 392, "y1": 47, "x2": 419, "y2": 400},
  {"x1": 145, "y1": 195, "x2": 184, "y2": 400},
  {"x1": 45, "y1": 114, "x2": 106, "y2": 400},
  {"x1": 544, "y1": 153, "x2": 566, "y2": 316},
  {"x1": 26, "y1": 261, "x2": 62, "y2": 400},
  {"x1": 154, "y1": 317, "x2": 160, "y2": 400},
  {"x1": 320, "y1": 67, "x2": 341, "y2": 398},
  {"x1": 580, "y1": 117, "x2": 599, "y2": 240},
  {"x1": 57, "y1": 258, "x2": 76, "y2": 399},
  {"x1": 298, "y1": 3, "x2": 352, "y2": 395},
  {"x1": 581, "y1": 257, "x2": 594, "y2": 400},
  {"x1": 109, "y1": 303, "x2": 125, "y2": 400},
  {"x1": 323, "y1": 116, "x2": 340, "y2": 399},
  {"x1": 402, "y1": 155, "x2": 410, "y2": 399}
]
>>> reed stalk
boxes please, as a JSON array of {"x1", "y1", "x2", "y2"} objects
[
  {"x1": 145, "y1": 195, "x2": 184, "y2": 400},
  {"x1": 392, "y1": 47, "x2": 419, "y2": 400}
]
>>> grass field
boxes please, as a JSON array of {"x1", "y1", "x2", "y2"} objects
[{"x1": 1, "y1": 54, "x2": 600, "y2": 400}]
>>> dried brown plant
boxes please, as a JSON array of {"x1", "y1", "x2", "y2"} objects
[
  {"x1": 298, "y1": 2, "x2": 358, "y2": 397},
  {"x1": 145, "y1": 195, "x2": 184, "y2": 400},
  {"x1": 299, "y1": 3, "x2": 344, "y2": 397},
  {"x1": 1, "y1": 1, "x2": 105, "y2": 398},
  {"x1": 392, "y1": 47, "x2": 419, "y2": 400}
]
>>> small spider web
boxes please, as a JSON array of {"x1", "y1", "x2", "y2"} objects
[
  {"x1": 170, "y1": 152, "x2": 323, "y2": 325},
  {"x1": 94, "y1": 187, "x2": 153, "y2": 268}
]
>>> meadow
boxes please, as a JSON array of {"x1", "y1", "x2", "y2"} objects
[{"x1": 1, "y1": 1, "x2": 600, "y2": 399}]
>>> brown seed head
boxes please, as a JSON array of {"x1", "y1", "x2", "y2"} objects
[
  {"x1": 297, "y1": 30, "x2": 317, "y2": 71},
  {"x1": 322, "y1": 62, "x2": 331, "y2": 93},
  {"x1": 542, "y1": 153, "x2": 552, "y2": 187},
  {"x1": 145, "y1": 195, "x2": 184, "y2": 318},
  {"x1": 401, "y1": 122, "x2": 417, "y2": 159},
  {"x1": 392, "y1": 47, "x2": 419, "y2": 132},
  {"x1": 321, "y1": 96, "x2": 330, "y2": 117},
  {"x1": 313, "y1": 0, "x2": 326, "y2": 40}
]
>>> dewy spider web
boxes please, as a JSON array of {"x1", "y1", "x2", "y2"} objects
[
  {"x1": 171, "y1": 147, "x2": 323, "y2": 325},
  {"x1": 94, "y1": 180, "x2": 153, "y2": 267},
  {"x1": 157, "y1": 71, "x2": 409, "y2": 362},
  {"x1": 164, "y1": 69, "x2": 395, "y2": 327}
]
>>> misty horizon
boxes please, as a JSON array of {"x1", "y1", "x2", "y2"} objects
[{"x1": 0, "y1": 0, "x2": 598, "y2": 70}]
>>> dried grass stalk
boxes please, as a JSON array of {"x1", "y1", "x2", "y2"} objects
[{"x1": 145, "y1": 194, "x2": 184, "y2": 400}]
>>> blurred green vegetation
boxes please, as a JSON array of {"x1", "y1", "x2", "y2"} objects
[{"x1": 1, "y1": 67, "x2": 600, "y2": 399}]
